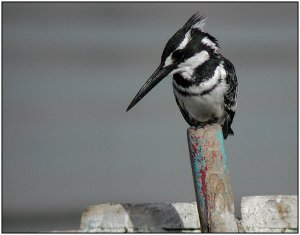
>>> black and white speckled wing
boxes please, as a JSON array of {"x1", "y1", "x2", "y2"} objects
[{"x1": 222, "y1": 58, "x2": 238, "y2": 138}]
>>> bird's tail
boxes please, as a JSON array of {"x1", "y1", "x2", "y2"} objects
[
  {"x1": 222, "y1": 112, "x2": 235, "y2": 139},
  {"x1": 222, "y1": 125, "x2": 234, "y2": 139}
]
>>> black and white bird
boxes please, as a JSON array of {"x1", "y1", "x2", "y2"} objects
[{"x1": 127, "y1": 13, "x2": 238, "y2": 139}]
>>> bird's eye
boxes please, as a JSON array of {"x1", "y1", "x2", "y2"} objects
[{"x1": 172, "y1": 49, "x2": 184, "y2": 62}]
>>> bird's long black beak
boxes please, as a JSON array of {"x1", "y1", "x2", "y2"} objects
[{"x1": 126, "y1": 64, "x2": 177, "y2": 112}]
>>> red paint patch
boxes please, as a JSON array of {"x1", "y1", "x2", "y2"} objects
[
  {"x1": 192, "y1": 142, "x2": 200, "y2": 154},
  {"x1": 211, "y1": 151, "x2": 217, "y2": 160},
  {"x1": 200, "y1": 165, "x2": 208, "y2": 201}
]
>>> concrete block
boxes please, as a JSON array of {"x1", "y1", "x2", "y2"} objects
[
  {"x1": 241, "y1": 195, "x2": 297, "y2": 232},
  {"x1": 80, "y1": 202, "x2": 201, "y2": 232},
  {"x1": 79, "y1": 195, "x2": 297, "y2": 233}
]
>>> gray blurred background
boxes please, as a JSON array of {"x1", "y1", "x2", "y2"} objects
[{"x1": 3, "y1": 2, "x2": 297, "y2": 232}]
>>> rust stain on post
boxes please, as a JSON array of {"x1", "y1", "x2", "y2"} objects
[{"x1": 187, "y1": 124, "x2": 238, "y2": 232}]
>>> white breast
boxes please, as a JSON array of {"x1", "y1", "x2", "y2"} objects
[{"x1": 173, "y1": 65, "x2": 228, "y2": 123}]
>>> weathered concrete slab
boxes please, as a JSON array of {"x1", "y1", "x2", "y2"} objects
[
  {"x1": 80, "y1": 202, "x2": 201, "y2": 232},
  {"x1": 79, "y1": 195, "x2": 297, "y2": 233},
  {"x1": 241, "y1": 195, "x2": 297, "y2": 232}
]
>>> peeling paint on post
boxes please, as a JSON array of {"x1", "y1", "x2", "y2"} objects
[{"x1": 187, "y1": 124, "x2": 238, "y2": 232}]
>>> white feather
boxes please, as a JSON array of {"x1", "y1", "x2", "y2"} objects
[
  {"x1": 201, "y1": 37, "x2": 218, "y2": 51},
  {"x1": 164, "y1": 55, "x2": 173, "y2": 67},
  {"x1": 177, "y1": 31, "x2": 191, "y2": 50},
  {"x1": 171, "y1": 50, "x2": 210, "y2": 79},
  {"x1": 173, "y1": 63, "x2": 228, "y2": 123}
]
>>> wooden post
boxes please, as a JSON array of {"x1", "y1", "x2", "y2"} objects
[{"x1": 187, "y1": 123, "x2": 238, "y2": 232}]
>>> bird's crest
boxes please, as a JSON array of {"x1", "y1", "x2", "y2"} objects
[
  {"x1": 161, "y1": 12, "x2": 207, "y2": 61},
  {"x1": 183, "y1": 12, "x2": 207, "y2": 32}
]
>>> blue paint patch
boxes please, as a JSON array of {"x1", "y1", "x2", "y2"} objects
[
  {"x1": 190, "y1": 137, "x2": 206, "y2": 207},
  {"x1": 217, "y1": 129, "x2": 228, "y2": 170}
]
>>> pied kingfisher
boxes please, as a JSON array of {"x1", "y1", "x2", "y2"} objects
[{"x1": 127, "y1": 13, "x2": 238, "y2": 139}]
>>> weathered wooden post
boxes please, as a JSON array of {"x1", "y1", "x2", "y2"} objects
[{"x1": 187, "y1": 123, "x2": 238, "y2": 232}]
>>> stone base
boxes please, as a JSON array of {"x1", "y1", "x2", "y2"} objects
[
  {"x1": 80, "y1": 202, "x2": 200, "y2": 232},
  {"x1": 241, "y1": 195, "x2": 297, "y2": 232},
  {"x1": 73, "y1": 195, "x2": 298, "y2": 232}
]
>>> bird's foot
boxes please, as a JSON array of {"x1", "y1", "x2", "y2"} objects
[
  {"x1": 191, "y1": 118, "x2": 218, "y2": 130},
  {"x1": 206, "y1": 117, "x2": 218, "y2": 125}
]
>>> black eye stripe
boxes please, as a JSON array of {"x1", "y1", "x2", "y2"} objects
[{"x1": 172, "y1": 49, "x2": 184, "y2": 61}]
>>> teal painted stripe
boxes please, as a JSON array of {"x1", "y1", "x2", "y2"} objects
[
  {"x1": 191, "y1": 136, "x2": 206, "y2": 207},
  {"x1": 217, "y1": 129, "x2": 228, "y2": 170}
]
